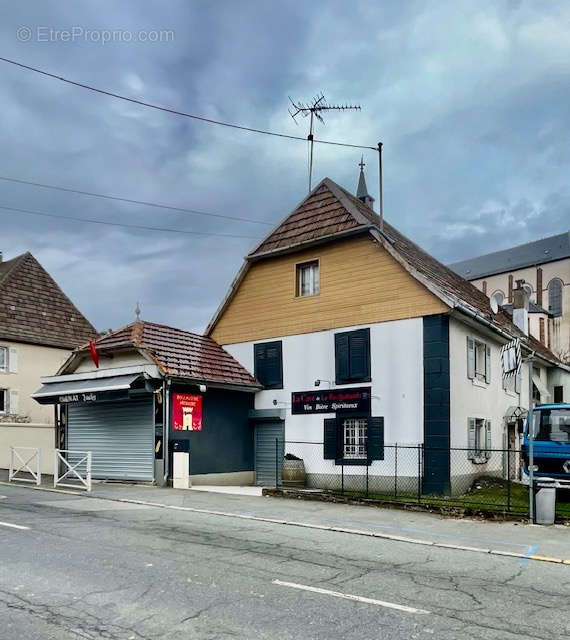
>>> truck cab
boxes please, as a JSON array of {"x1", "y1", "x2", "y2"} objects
[{"x1": 522, "y1": 403, "x2": 570, "y2": 478}]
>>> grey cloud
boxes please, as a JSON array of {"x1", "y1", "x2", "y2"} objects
[{"x1": 0, "y1": 0, "x2": 568, "y2": 332}]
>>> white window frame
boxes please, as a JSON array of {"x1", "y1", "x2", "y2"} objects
[
  {"x1": 296, "y1": 260, "x2": 319, "y2": 297},
  {"x1": 474, "y1": 340, "x2": 486, "y2": 381},
  {"x1": 468, "y1": 417, "x2": 491, "y2": 463},
  {"x1": 468, "y1": 336, "x2": 491, "y2": 385},
  {"x1": 343, "y1": 417, "x2": 368, "y2": 459},
  {"x1": 0, "y1": 346, "x2": 7, "y2": 373}
]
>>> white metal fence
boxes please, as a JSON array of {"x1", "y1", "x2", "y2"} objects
[
  {"x1": 54, "y1": 449, "x2": 92, "y2": 492},
  {"x1": 9, "y1": 446, "x2": 41, "y2": 485}
]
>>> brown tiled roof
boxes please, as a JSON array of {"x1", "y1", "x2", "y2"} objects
[
  {"x1": 85, "y1": 321, "x2": 260, "y2": 388},
  {"x1": 211, "y1": 178, "x2": 564, "y2": 367},
  {"x1": 0, "y1": 252, "x2": 97, "y2": 349},
  {"x1": 249, "y1": 183, "x2": 364, "y2": 256}
]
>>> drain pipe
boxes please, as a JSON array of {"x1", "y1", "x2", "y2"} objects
[{"x1": 163, "y1": 377, "x2": 171, "y2": 484}]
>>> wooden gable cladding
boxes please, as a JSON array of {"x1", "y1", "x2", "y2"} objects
[{"x1": 211, "y1": 234, "x2": 448, "y2": 345}]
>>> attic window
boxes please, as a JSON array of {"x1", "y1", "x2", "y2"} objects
[{"x1": 296, "y1": 260, "x2": 319, "y2": 297}]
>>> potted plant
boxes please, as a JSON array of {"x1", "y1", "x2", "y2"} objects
[{"x1": 282, "y1": 453, "x2": 306, "y2": 487}]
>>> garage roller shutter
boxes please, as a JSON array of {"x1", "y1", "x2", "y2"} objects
[
  {"x1": 67, "y1": 396, "x2": 154, "y2": 481},
  {"x1": 254, "y1": 421, "x2": 284, "y2": 486}
]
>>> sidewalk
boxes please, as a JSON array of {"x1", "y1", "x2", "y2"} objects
[{"x1": 2, "y1": 470, "x2": 569, "y2": 565}]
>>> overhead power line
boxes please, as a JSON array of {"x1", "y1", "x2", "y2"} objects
[
  {"x1": 0, "y1": 56, "x2": 375, "y2": 151},
  {"x1": 0, "y1": 174, "x2": 273, "y2": 226},
  {"x1": 0, "y1": 203, "x2": 262, "y2": 239}
]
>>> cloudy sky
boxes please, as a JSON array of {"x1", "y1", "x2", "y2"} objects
[{"x1": 1, "y1": 1, "x2": 569, "y2": 332}]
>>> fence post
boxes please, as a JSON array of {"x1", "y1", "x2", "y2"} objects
[
  {"x1": 53, "y1": 449, "x2": 59, "y2": 488},
  {"x1": 275, "y1": 438, "x2": 279, "y2": 488},
  {"x1": 341, "y1": 460, "x2": 344, "y2": 495},
  {"x1": 394, "y1": 443, "x2": 398, "y2": 499},
  {"x1": 507, "y1": 442, "x2": 511, "y2": 512},
  {"x1": 417, "y1": 444, "x2": 422, "y2": 503},
  {"x1": 366, "y1": 438, "x2": 369, "y2": 498}
]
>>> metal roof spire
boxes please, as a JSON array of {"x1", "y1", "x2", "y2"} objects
[{"x1": 356, "y1": 156, "x2": 374, "y2": 208}]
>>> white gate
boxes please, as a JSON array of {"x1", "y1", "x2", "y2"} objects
[
  {"x1": 9, "y1": 447, "x2": 41, "y2": 485},
  {"x1": 54, "y1": 449, "x2": 92, "y2": 492}
]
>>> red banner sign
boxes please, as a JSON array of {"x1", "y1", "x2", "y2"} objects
[{"x1": 172, "y1": 393, "x2": 203, "y2": 431}]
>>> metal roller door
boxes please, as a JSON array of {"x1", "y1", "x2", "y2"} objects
[
  {"x1": 254, "y1": 420, "x2": 284, "y2": 486},
  {"x1": 67, "y1": 396, "x2": 154, "y2": 481}
]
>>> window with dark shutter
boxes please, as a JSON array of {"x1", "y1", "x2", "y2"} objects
[
  {"x1": 367, "y1": 417, "x2": 384, "y2": 461},
  {"x1": 254, "y1": 341, "x2": 283, "y2": 389},
  {"x1": 323, "y1": 418, "x2": 339, "y2": 460},
  {"x1": 335, "y1": 328, "x2": 370, "y2": 384}
]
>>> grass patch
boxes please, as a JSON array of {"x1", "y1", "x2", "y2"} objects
[{"x1": 326, "y1": 476, "x2": 570, "y2": 520}]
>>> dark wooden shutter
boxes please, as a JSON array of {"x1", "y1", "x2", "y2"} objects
[
  {"x1": 367, "y1": 417, "x2": 384, "y2": 461},
  {"x1": 254, "y1": 341, "x2": 283, "y2": 389},
  {"x1": 335, "y1": 333, "x2": 350, "y2": 384},
  {"x1": 349, "y1": 329, "x2": 370, "y2": 381},
  {"x1": 323, "y1": 418, "x2": 338, "y2": 460}
]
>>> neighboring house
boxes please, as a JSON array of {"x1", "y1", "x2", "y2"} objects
[
  {"x1": 33, "y1": 321, "x2": 261, "y2": 484},
  {"x1": 0, "y1": 251, "x2": 96, "y2": 472},
  {"x1": 450, "y1": 232, "x2": 570, "y2": 364},
  {"x1": 206, "y1": 169, "x2": 570, "y2": 493}
]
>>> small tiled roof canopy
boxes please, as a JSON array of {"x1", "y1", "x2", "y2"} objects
[
  {"x1": 0, "y1": 252, "x2": 96, "y2": 349},
  {"x1": 81, "y1": 321, "x2": 260, "y2": 389},
  {"x1": 208, "y1": 178, "x2": 565, "y2": 368}
]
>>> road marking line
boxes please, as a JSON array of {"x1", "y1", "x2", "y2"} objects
[
  {"x1": 272, "y1": 579, "x2": 430, "y2": 614},
  {"x1": 0, "y1": 521, "x2": 29, "y2": 530},
  {"x1": 1, "y1": 481, "x2": 568, "y2": 566}
]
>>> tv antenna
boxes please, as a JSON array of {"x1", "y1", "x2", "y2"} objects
[{"x1": 289, "y1": 94, "x2": 361, "y2": 192}]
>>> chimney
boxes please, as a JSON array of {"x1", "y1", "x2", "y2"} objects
[{"x1": 512, "y1": 279, "x2": 529, "y2": 335}]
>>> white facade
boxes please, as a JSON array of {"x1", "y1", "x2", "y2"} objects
[
  {"x1": 226, "y1": 312, "x2": 565, "y2": 493},
  {"x1": 226, "y1": 318, "x2": 424, "y2": 485},
  {"x1": 449, "y1": 317, "x2": 537, "y2": 450},
  {"x1": 226, "y1": 318, "x2": 424, "y2": 446}
]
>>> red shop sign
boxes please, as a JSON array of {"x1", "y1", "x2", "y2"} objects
[{"x1": 172, "y1": 393, "x2": 203, "y2": 431}]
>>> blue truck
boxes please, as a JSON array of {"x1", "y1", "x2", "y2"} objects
[{"x1": 523, "y1": 403, "x2": 570, "y2": 478}]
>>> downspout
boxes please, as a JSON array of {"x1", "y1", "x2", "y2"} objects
[{"x1": 163, "y1": 377, "x2": 171, "y2": 484}]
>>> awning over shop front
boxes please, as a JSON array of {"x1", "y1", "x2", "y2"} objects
[
  {"x1": 32, "y1": 374, "x2": 144, "y2": 404},
  {"x1": 532, "y1": 374, "x2": 551, "y2": 401}
]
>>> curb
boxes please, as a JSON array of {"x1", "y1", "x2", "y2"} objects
[{"x1": 1, "y1": 480, "x2": 568, "y2": 567}]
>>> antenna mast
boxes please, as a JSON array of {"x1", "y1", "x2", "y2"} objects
[{"x1": 289, "y1": 94, "x2": 361, "y2": 192}]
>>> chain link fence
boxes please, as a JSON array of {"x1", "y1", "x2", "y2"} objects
[{"x1": 273, "y1": 440, "x2": 570, "y2": 518}]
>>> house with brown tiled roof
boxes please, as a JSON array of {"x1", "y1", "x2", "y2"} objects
[
  {"x1": 207, "y1": 166, "x2": 570, "y2": 493},
  {"x1": 0, "y1": 251, "x2": 96, "y2": 473},
  {"x1": 33, "y1": 320, "x2": 261, "y2": 485}
]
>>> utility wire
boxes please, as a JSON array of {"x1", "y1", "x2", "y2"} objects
[
  {"x1": 0, "y1": 56, "x2": 376, "y2": 151},
  {"x1": 0, "y1": 203, "x2": 262, "y2": 239},
  {"x1": 0, "y1": 174, "x2": 273, "y2": 226}
]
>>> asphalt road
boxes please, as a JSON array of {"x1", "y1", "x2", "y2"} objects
[{"x1": 1, "y1": 485, "x2": 569, "y2": 639}]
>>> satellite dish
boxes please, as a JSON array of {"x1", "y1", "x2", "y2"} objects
[{"x1": 490, "y1": 297, "x2": 499, "y2": 314}]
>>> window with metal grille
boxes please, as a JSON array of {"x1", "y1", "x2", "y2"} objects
[
  {"x1": 296, "y1": 260, "x2": 319, "y2": 297},
  {"x1": 343, "y1": 417, "x2": 367, "y2": 458},
  {"x1": 548, "y1": 279, "x2": 563, "y2": 317}
]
